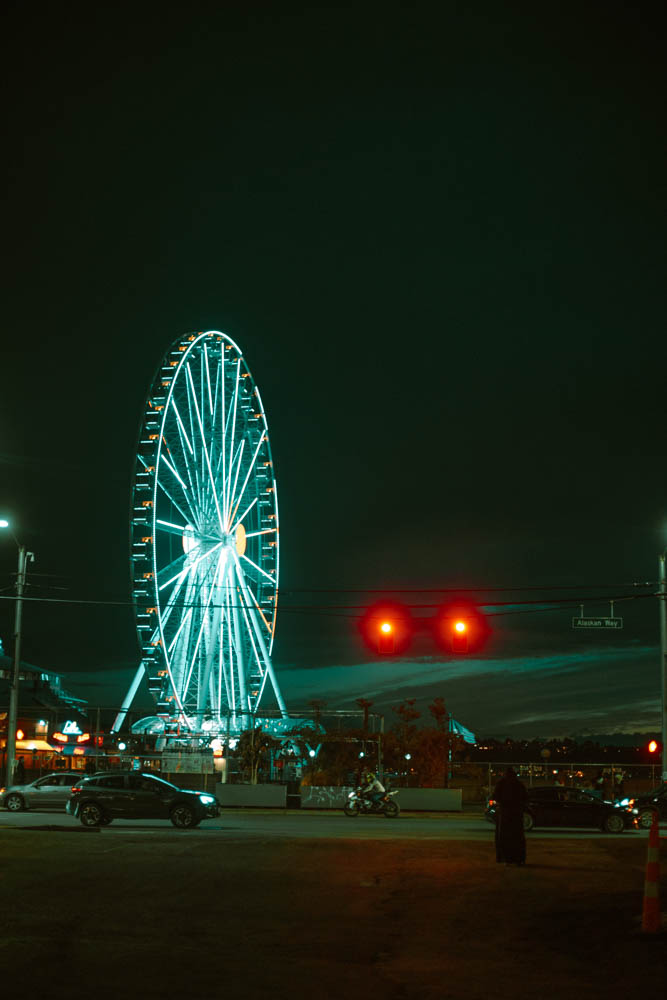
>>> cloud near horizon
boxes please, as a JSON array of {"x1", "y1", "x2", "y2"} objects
[{"x1": 64, "y1": 643, "x2": 661, "y2": 741}]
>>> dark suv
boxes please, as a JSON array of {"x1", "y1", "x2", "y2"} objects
[
  {"x1": 630, "y1": 784, "x2": 667, "y2": 829},
  {"x1": 485, "y1": 785, "x2": 636, "y2": 833},
  {"x1": 66, "y1": 771, "x2": 220, "y2": 828}
]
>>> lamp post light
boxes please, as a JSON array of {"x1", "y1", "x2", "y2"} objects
[{"x1": 0, "y1": 519, "x2": 34, "y2": 788}]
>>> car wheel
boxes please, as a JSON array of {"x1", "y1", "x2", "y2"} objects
[
  {"x1": 603, "y1": 813, "x2": 625, "y2": 834},
  {"x1": 637, "y1": 809, "x2": 656, "y2": 830},
  {"x1": 80, "y1": 802, "x2": 104, "y2": 827},
  {"x1": 170, "y1": 805, "x2": 197, "y2": 828},
  {"x1": 522, "y1": 812, "x2": 534, "y2": 832},
  {"x1": 4, "y1": 793, "x2": 25, "y2": 812}
]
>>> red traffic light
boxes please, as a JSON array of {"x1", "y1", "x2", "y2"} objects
[
  {"x1": 359, "y1": 602, "x2": 414, "y2": 656},
  {"x1": 451, "y1": 619, "x2": 468, "y2": 653},
  {"x1": 648, "y1": 740, "x2": 659, "y2": 754},
  {"x1": 433, "y1": 601, "x2": 490, "y2": 655}
]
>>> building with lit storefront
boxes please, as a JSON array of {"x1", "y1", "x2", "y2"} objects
[{"x1": 0, "y1": 648, "x2": 91, "y2": 778}]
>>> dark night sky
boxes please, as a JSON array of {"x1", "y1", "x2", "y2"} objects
[{"x1": 1, "y1": 2, "x2": 665, "y2": 739}]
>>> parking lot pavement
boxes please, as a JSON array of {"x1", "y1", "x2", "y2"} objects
[{"x1": 0, "y1": 826, "x2": 664, "y2": 1000}]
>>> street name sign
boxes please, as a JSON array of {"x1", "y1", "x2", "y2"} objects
[{"x1": 571, "y1": 617, "x2": 623, "y2": 629}]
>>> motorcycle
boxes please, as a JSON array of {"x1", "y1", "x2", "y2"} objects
[{"x1": 344, "y1": 787, "x2": 400, "y2": 818}]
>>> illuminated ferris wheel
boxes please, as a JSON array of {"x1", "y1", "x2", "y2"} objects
[{"x1": 129, "y1": 331, "x2": 288, "y2": 734}]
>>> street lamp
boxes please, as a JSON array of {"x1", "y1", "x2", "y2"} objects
[
  {"x1": 0, "y1": 519, "x2": 34, "y2": 788},
  {"x1": 659, "y1": 548, "x2": 667, "y2": 783}
]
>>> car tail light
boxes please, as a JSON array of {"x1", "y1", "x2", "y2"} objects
[{"x1": 71, "y1": 786, "x2": 83, "y2": 794}]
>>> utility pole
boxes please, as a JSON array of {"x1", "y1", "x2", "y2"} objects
[
  {"x1": 6, "y1": 545, "x2": 28, "y2": 788},
  {"x1": 659, "y1": 551, "x2": 667, "y2": 783}
]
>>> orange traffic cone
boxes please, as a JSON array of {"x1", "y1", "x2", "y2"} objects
[{"x1": 641, "y1": 810, "x2": 661, "y2": 934}]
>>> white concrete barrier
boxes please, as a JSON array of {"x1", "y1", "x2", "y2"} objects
[
  {"x1": 217, "y1": 784, "x2": 286, "y2": 808},
  {"x1": 300, "y1": 786, "x2": 463, "y2": 811},
  {"x1": 397, "y1": 788, "x2": 462, "y2": 811},
  {"x1": 300, "y1": 786, "x2": 353, "y2": 809}
]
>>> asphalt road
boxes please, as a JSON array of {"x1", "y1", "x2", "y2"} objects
[{"x1": 1, "y1": 806, "x2": 662, "y2": 839}]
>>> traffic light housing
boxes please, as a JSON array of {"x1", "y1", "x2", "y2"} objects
[
  {"x1": 359, "y1": 602, "x2": 414, "y2": 656},
  {"x1": 433, "y1": 600, "x2": 491, "y2": 655}
]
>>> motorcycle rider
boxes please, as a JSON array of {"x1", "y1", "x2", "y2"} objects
[{"x1": 360, "y1": 770, "x2": 385, "y2": 810}]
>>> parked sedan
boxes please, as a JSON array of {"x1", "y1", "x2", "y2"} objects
[
  {"x1": 66, "y1": 771, "x2": 220, "y2": 828},
  {"x1": 0, "y1": 772, "x2": 82, "y2": 812},
  {"x1": 485, "y1": 785, "x2": 636, "y2": 833}
]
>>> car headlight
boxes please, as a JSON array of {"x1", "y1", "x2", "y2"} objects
[
  {"x1": 199, "y1": 794, "x2": 215, "y2": 805},
  {"x1": 631, "y1": 808, "x2": 639, "y2": 815}
]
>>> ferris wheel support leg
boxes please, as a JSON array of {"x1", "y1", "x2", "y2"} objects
[
  {"x1": 230, "y1": 581, "x2": 251, "y2": 727},
  {"x1": 233, "y1": 554, "x2": 288, "y2": 719},
  {"x1": 112, "y1": 664, "x2": 145, "y2": 733}
]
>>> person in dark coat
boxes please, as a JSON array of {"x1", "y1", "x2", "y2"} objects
[
  {"x1": 492, "y1": 767, "x2": 527, "y2": 865},
  {"x1": 14, "y1": 757, "x2": 26, "y2": 784}
]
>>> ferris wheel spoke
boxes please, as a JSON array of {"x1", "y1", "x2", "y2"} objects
[
  {"x1": 226, "y1": 359, "x2": 241, "y2": 517},
  {"x1": 155, "y1": 519, "x2": 187, "y2": 537},
  {"x1": 240, "y1": 552, "x2": 276, "y2": 585},
  {"x1": 158, "y1": 559, "x2": 203, "y2": 634},
  {"x1": 231, "y1": 497, "x2": 258, "y2": 532},
  {"x1": 244, "y1": 580, "x2": 274, "y2": 637},
  {"x1": 159, "y1": 446, "x2": 201, "y2": 527},
  {"x1": 226, "y1": 439, "x2": 245, "y2": 527},
  {"x1": 217, "y1": 602, "x2": 232, "y2": 709},
  {"x1": 220, "y1": 351, "x2": 228, "y2": 529},
  {"x1": 167, "y1": 606, "x2": 192, "y2": 654},
  {"x1": 155, "y1": 476, "x2": 194, "y2": 528},
  {"x1": 228, "y1": 430, "x2": 266, "y2": 526},
  {"x1": 211, "y1": 359, "x2": 221, "y2": 458},
  {"x1": 203, "y1": 343, "x2": 214, "y2": 417},
  {"x1": 238, "y1": 596, "x2": 265, "y2": 711},
  {"x1": 225, "y1": 582, "x2": 236, "y2": 714},
  {"x1": 187, "y1": 363, "x2": 225, "y2": 534},
  {"x1": 157, "y1": 553, "x2": 189, "y2": 589},
  {"x1": 164, "y1": 431, "x2": 197, "y2": 524},
  {"x1": 232, "y1": 554, "x2": 287, "y2": 717},
  {"x1": 181, "y1": 558, "x2": 224, "y2": 698},
  {"x1": 170, "y1": 398, "x2": 194, "y2": 457},
  {"x1": 183, "y1": 378, "x2": 205, "y2": 513}
]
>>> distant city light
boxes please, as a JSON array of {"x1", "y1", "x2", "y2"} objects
[{"x1": 117, "y1": 742, "x2": 127, "y2": 751}]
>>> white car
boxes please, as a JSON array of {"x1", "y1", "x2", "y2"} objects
[{"x1": 0, "y1": 772, "x2": 82, "y2": 811}]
